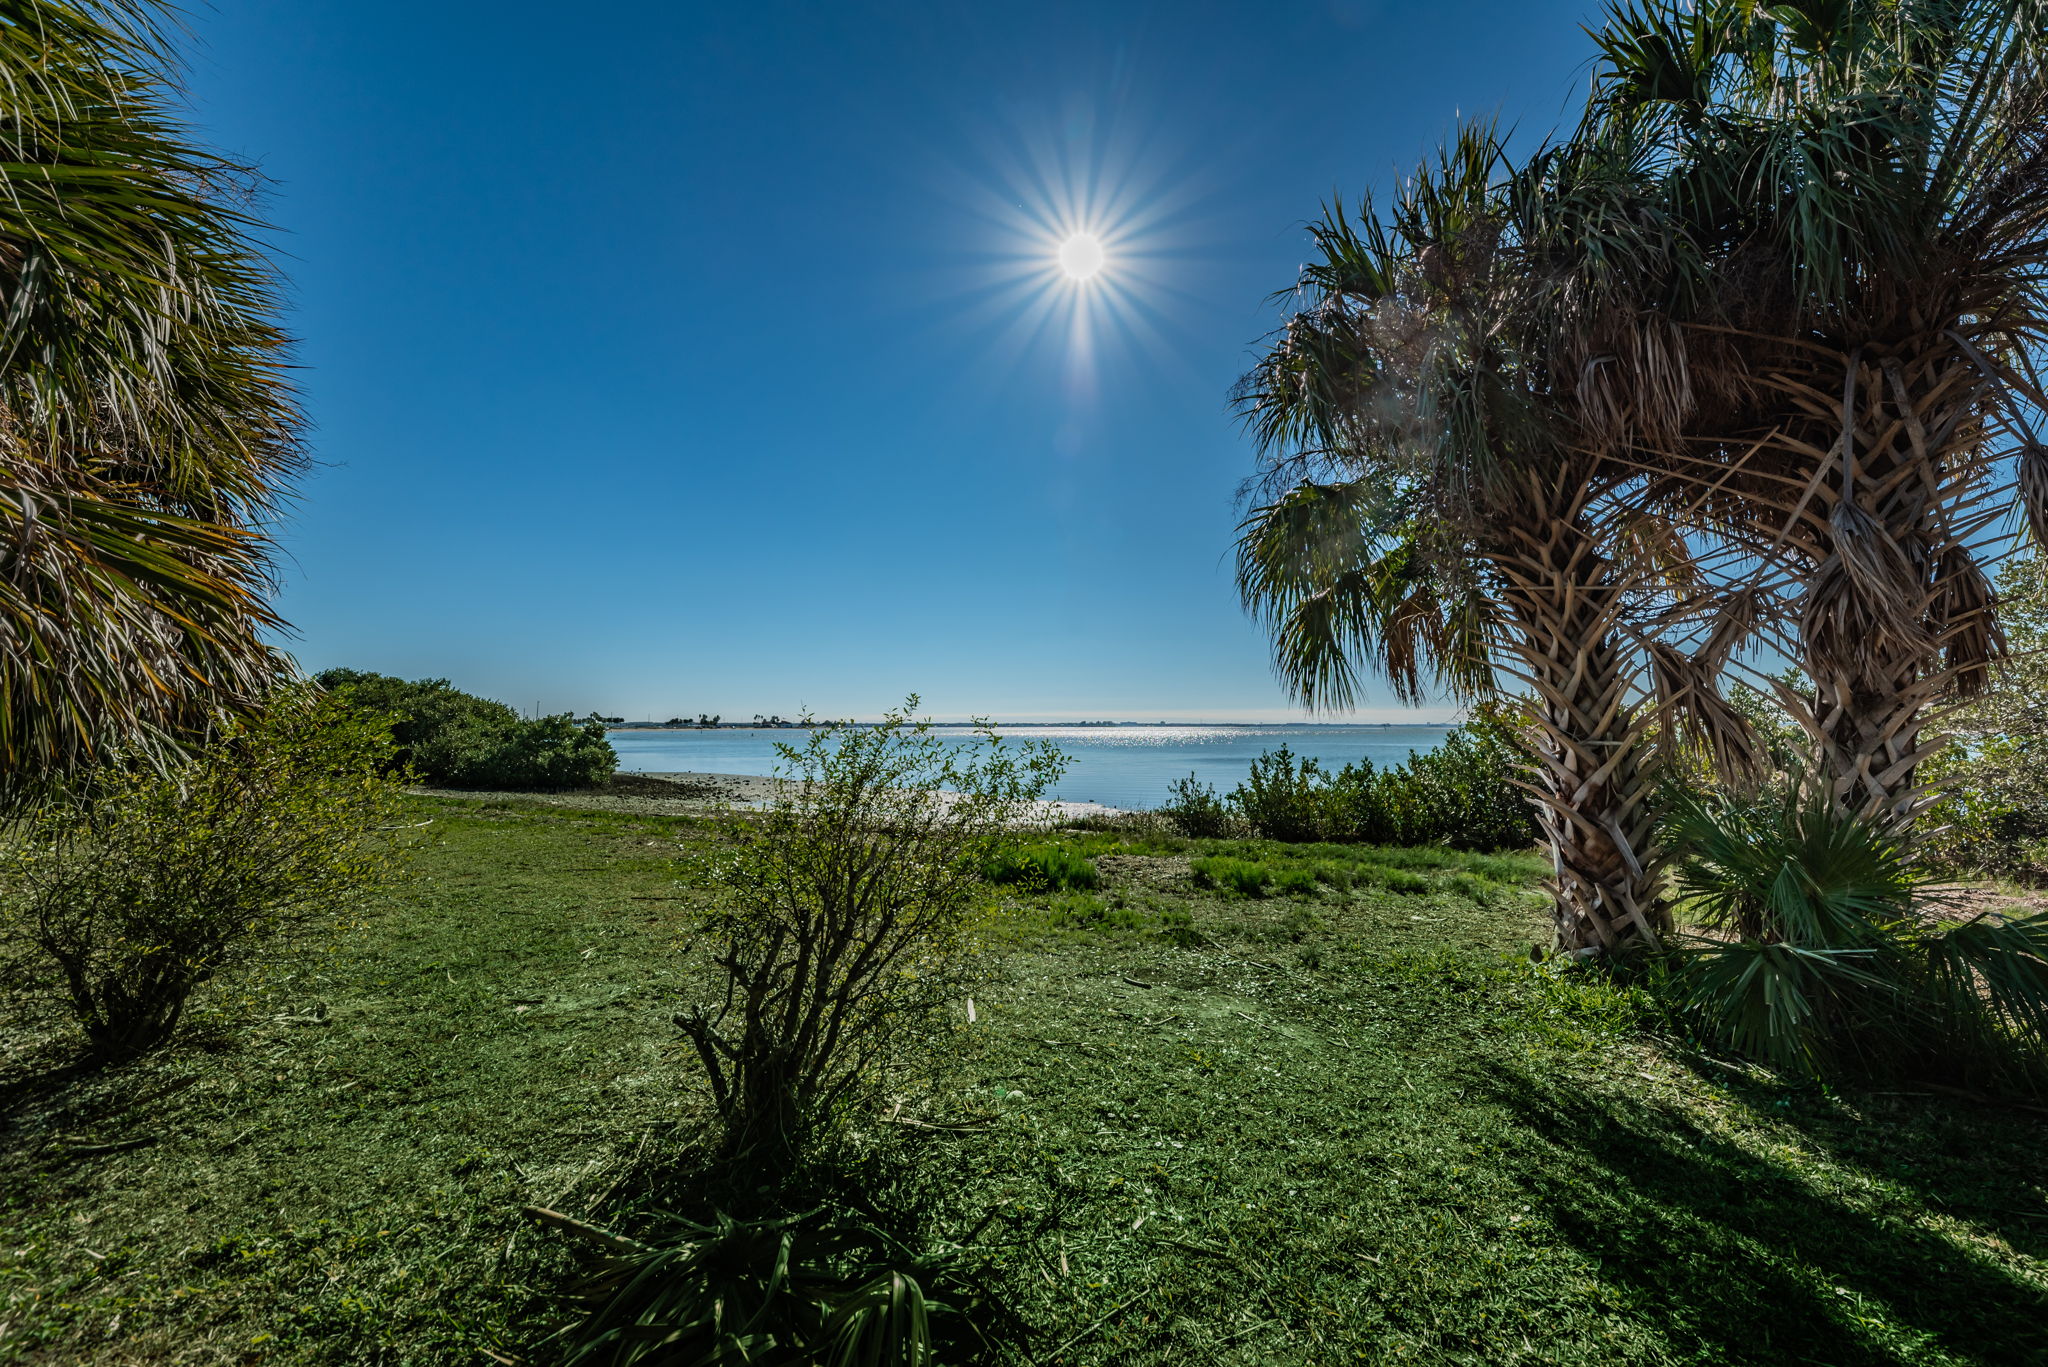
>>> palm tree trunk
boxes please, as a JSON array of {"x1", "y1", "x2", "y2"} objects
[
  {"x1": 1492, "y1": 484, "x2": 1668, "y2": 952},
  {"x1": 1799, "y1": 658, "x2": 1944, "y2": 826},
  {"x1": 1782, "y1": 346, "x2": 1995, "y2": 826}
]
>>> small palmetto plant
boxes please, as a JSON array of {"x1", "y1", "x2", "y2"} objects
[
  {"x1": 1668, "y1": 780, "x2": 2048, "y2": 1089},
  {"x1": 549, "y1": 1204, "x2": 985, "y2": 1367}
]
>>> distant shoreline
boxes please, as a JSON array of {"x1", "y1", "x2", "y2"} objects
[{"x1": 603, "y1": 720, "x2": 1458, "y2": 732}]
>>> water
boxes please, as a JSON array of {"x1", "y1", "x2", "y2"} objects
[{"x1": 606, "y1": 724, "x2": 1452, "y2": 811}]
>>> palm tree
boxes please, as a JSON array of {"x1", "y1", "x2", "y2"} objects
[
  {"x1": 0, "y1": 2, "x2": 301, "y2": 795},
  {"x1": 1587, "y1": 0, "x2": 2048, "y2": 825},
  {"x1": 1236, "y1": 127, "x2": 1732, "y2": 952}
]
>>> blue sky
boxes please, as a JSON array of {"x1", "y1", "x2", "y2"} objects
[{"x1": 188, "y1": 0, "x2": 1602, "y2": 722}]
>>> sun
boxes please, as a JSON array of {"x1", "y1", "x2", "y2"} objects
[{"x1": 1057, "y1": 233, "x2": 1106, "y2": 281}]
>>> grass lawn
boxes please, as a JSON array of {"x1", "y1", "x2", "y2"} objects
[{"x1": 3, "y1": 796, "x2": 2046, "y2": 1365}]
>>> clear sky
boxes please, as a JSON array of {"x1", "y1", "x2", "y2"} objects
[{"x1": 185, "y1": 0, "x2": 1602, "y2": 722}]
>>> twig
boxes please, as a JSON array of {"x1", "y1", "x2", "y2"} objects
[
  {"x1": 56, "y1": 1135, "x2": 153, "y2": 1155},
  {"x1": 517, "y1": 1205, "x2": 648, "y2": 1255},
  {"x1": 879, "y1": 1113, "x2": 996, "y2": 1132},
  {"x1": 1038, "y1": 1293, "x2": 1145, "y2": 1363}
]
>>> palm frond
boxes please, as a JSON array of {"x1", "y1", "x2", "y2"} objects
[{"x1": 0, "y1": 1, "x2": 302, "y2": 793}]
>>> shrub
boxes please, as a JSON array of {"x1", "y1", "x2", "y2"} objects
[
  {"x1": 1160, "y1": 774, "x2": 1233, "y2": 837},
  {"x1": 1662, "y1": 781, "x2": 2048, "y2": 1090},
  {"x1": 1192, "y1": 709, "x2": 1538, "y2": 851},
  {"x1": 1361, "y1": 704, "x2": 1538, "y2": 850},
  {"x1": 677, "y1": 698, "x2": 1066, "y2": 1159},
  {"x1": 459, "y1": 712, "x2": 616, "y2": 789},
  {"x1": 983, "y1": 842, "x2": 1098, "y2": 892},
  {"x1": 314, "y1": 668, "x2": 616, "y2": 789},
  {"x1": 1446, "y1": 872, "x2": 1492, "y2": 902},
  {"x1": 1920, "y1": 556, "x2": 2048, "y2": 877},
  {"x1": 1229, "y1": 746, "x2": 1328, "y2": 843},
  {"x1": 1191, "y1": 856, "x2": 1273, "y2": 898},
  {"x1": 1281, "y1": 904, "x2": 1327, "y2": 939},
  {"x1": 1, "y1": 690, "x2": 405, "y2": 1058},
  {"x1": 1359, "y1": 865, "x2": 1432, "y2": 895}
]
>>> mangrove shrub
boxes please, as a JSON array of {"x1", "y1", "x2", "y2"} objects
[
  {"x1": 315, "y1": 668, "x2": 616, "y2": 789},
  {"x1": 1166, "y1": 710, "x2": 1536, "y2": 850}
]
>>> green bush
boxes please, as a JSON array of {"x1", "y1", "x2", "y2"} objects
[
  {"x1": 459, "y1": 712, "x2": 617, "y2": 789},
  {"x1": 0, "y1": 689, "x2": 405, "y2": 1058},
  {"x1": 1190, "y1": 708, "x2": 1538, "y2": 851},
  {"x1": 1229, "y1": 746, "x2": 1327, "y2": 843},
  {"x1": 982, "y1": 842, "x2": 1099, "y2": 892},
  {"x1": 1920, "y1": 556, "x2": 2048, "y2": 877},
  {"x1": 314, "y1": 668, "x2": 617, "y2": 790},
  {"x1": 1326, "y1": 705, "x2": 1538, "y2": 849},
  {"x1": 678, "y1": 699, "x2": 1066, "y2": 1159},
  {"x1": 1359, "y1": 865, "x2": 1433, "y2": 895},
  {"x1": 1048, "y1": 891, "x2": 1144, "y2": 931},
  {"x1": 1191, "y1": 856, "x2": 1274, "y2": 898},
  {"x1": 1446, "y1": 872, "x2": 1493, "y2": 902},
  {"x1": 1160, "y1": 774, "x2": 1234, "y2": 837}
]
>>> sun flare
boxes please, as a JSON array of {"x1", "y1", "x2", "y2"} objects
[
  {"x1": 1057, "y1": 233, "x2": 1106, "y2": 280},
  {"x1": 945, "y1": 106, "x2": 1195, "y2": 372}
]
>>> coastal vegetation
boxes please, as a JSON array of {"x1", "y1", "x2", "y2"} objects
[
  {"x1": 314, "y1": 669, "x2": 618, "y2": 792},
  {"x1": 1169, "y1": 705, "x2": 1536, "y2": 851},
  {"x1": 5, "y1": 0, "x2": 2048, "y2": 1364},
  {"x1": 1232, "y1": 1, "x2": 2048, "y2": 1122},
  {"x1": 1236, "y1": 0, "x2": 2048, "y2": 960}
]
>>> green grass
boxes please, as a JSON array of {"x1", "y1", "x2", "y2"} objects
[
  {"x1": 3, "y1": 798, "x2": 2046, "y2": 1364},
  {"x1": 984, "y1": 842, "x2": 1101, "y2": 892}
]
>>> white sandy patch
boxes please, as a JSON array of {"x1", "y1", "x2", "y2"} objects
[{"x1": 414, "y1": 770, "x2": 1139, "y2": 825}]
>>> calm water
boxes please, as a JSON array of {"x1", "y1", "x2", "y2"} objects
[{"x1": 607, "y1": 724, "x2": 1451, "y2": 811}]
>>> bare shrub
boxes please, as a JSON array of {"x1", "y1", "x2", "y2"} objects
[{"x1": 677, "y1": 696, "x2": 1065, "y2": 1159}]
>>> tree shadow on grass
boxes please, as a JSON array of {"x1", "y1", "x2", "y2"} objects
[
  {"x1": 1649, "y1": 1046, "x2": 2048, "y2": 1266},
  {"x1": 0, "y1": 1020, "x2": 223, "y2": 1188},
  {"x1": 1474, "y1": 1060, "x2": 2048, "y2": 1366}
]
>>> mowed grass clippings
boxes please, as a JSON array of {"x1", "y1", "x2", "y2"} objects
[
  {"x1": 0, "y1": 803, "x2": 2043, "y2": 1364},
  {"x1": 0, "y1": 798, "x2": 718, "y2": 1364}
]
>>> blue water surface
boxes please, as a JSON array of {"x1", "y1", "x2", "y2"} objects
[{"x1": 606, "y1": 724, "x2": 1451, "y2": 811}]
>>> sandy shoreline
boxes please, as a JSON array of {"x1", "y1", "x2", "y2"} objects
[{"x1": 413, "y1": 769, "x2": 1140, "y2": 823}]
